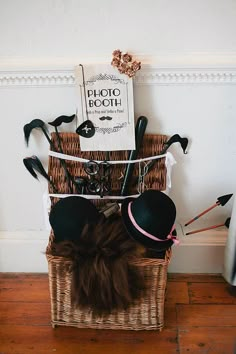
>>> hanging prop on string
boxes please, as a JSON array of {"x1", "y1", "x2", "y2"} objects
[
  {"x1": 186, "y1": 217, "x2": 231, "y2": 236},
  {"x1": 141, "y1": 134, "x2": 188, "y2": 175},
  {"x1": 131, "y1": 133, "x2": 188, "y2": 188},
  {"x1": 185, "y1": 194, "x2": 233, "y2": 227},
  {"x1": 120, "y1": 116, "x2": 148, "y2": 196},
  {"x1": 74, "y1": 61, "x2": 136, "y2": 152},
  {"x1": 75, "y1": 64, "x2": 96, "y2": 139}
]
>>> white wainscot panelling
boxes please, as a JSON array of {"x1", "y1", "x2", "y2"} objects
[{"x1": 0, "y1": 227, "x2": 228, "y2": 273}]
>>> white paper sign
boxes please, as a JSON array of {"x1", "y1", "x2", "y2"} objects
[{"x1": 75, "y1": 64, "x2": 135, "y2": 151}]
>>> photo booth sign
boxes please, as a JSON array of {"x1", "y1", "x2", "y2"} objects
[{"x1": 75, "y1": 64, "x2": 135, "y2": 151}]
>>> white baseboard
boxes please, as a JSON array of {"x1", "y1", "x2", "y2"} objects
[
  {"x1": 0, "y1": 229, "x2": 227, "y2": 273},
  {"x1": 0, "y1": 231, "x2": 49, "y2": 273}
]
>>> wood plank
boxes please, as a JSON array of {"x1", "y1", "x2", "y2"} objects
[
  {"x1": 168, "y1": 273, "x2": 225, "y2": 283},
  {"x1": 0, "y1": 302, "x2": 51, "y2": 325},
  {"x1": 189, "y1": 282, "x2": 236, "y2": 304},
  {"x1": 166, "y1": 282, "x2": 189, "y2": 304},
  {"x1": 176, "y1": 304, "x2": 236, "y2": 327},
  {"x1": 164, "y1": 305, "x2": 177, "y2": 328},
  {"x1": 178, "y1": 327, "x2": 236, "y2": 354},
  {"x1": 0, "y1": 273, "x2": 48, "y2": 280},
  {"x1": 0, "y1": 273, "x2": 236, "y2": 354},
  {"x1": 0, "y1": 277, "x2": 50, "y2": 302},
  {"x1": 0, "y1": 325, "x2": 178, "y2": 354}
]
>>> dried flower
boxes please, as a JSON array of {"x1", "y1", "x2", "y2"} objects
[
  {"x1": 111, "y1": 49, "x2": 141, "y2": 78},
  {"x1": 125, "y1": 67, "x2": 135, "y2": 78},
  {"x1": 111, "y1": 57, "x2": 121, "y2": 68},
  {"x1": 131, "y1": 61, "x2": 141, "y2": 72},
  {"x1": 118, "y1": 62, "x2": 127, "y2": 74},
  {"x1": 122, "y1": 53, "x2": 132, "y2": 63},
  {"x1": 112, "y1": 49, "x2": 122, "y2": 59}
]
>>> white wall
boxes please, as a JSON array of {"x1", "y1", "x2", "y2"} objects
[
  {"x1": 0, "y1": 0, "x2": 236, "y2": 272},
  {"x1": 1, "y1": 0, "x2": 236, "y2": 59}
]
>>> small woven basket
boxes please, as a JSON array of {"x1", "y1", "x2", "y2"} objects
[{"x1": 46, "y1": 132, "x2": 172, "y2": 330}]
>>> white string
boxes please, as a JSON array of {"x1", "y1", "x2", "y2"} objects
[
  {"x1": 48, "y1": 193, "x2": 140, "y2": 200},
  {"x1": 137, "y1": 161, "x2": 149, "y2": 194},
  {"x1": 48, "y1": 150, "x2": 167, "y2": 164}
]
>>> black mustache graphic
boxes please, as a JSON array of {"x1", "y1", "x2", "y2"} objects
[
  {"x1": 48, "y1": 114, "x2": 76, "y2": 127},
  {"x1": 99, "y1": 116, "x2": 113, "y2": 121}
]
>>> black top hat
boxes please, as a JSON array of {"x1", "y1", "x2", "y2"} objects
[
  {"x1": 49, "y1": 196, "x2": 100, "y2": 243},
  {"x1": 121, "y1": 190, "x2": 178, "y2": 251}
]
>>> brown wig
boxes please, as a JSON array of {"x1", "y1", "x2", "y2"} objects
[{"x1": 49, "y1": 214, "x2": 145, "y2": 317}]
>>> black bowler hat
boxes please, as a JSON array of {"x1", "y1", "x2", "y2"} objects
[
  {"x1": 49, "y1": 196, "x2": 100, "y2": 243},
  {"x1": 121, "y1": 190, "x2": 178, "y2": 251}
]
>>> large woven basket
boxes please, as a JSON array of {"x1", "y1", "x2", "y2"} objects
[{"x1": 46, "y1": 132, "x2": 172, "y2": 331}]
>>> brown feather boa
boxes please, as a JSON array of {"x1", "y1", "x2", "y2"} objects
[{"x1": 49, "y1": 214, "x2": 146, "y2": 317}]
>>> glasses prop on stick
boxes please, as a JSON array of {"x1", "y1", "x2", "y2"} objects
[{"x1": 84, "y1": 160, "x2": 112, "y2": 198}]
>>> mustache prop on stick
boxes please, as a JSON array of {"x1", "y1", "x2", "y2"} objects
[
  {"x1": 48, "y1": 114, "x2": 76, "y2": 126},
  {"x1": 23, "y1": 155, "x2": 58, "y2": 193},
  {"x1": 48, "y1": 114, "x2": 80, "y2": 193}
]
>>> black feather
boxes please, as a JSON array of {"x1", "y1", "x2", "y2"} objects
[
  {"x1": 23, "y1": 156, "x2": 49, "y2": 181},
  {"x1": 48, "y1": 114, "x2": 76, "y2": 127},
  {"x1": 23, "y1": 156, "x2": 58, "y2": 192},
  {"x1": 23, "y1": 119, "x2": 51, "y2": 145},
  {"x1": 180, "y1": 137, "x2": 188, "y2": 154},
  {"x1": 23, "y1": 157, "x2": 38, "y2": 179}
]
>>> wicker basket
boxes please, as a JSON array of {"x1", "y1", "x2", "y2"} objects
[{"x1": 46, "y1": 132, "x2": 172, "y2": 331}]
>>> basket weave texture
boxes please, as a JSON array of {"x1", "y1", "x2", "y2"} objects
[{"x1": 46, "y1": 132, "x2": 171, "y2": 330}]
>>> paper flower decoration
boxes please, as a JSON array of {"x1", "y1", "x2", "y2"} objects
[{"x1": 111, "y1": 50, "x2": 141, "y2": 78}]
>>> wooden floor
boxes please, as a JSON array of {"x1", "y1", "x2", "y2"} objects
[{"x1": 0, "y1": 273, "x2": 236, "y2": 354}]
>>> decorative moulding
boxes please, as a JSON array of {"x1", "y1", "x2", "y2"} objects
[{"x1": 1, "y1": 66, "x2": 236, "y2": 87}]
